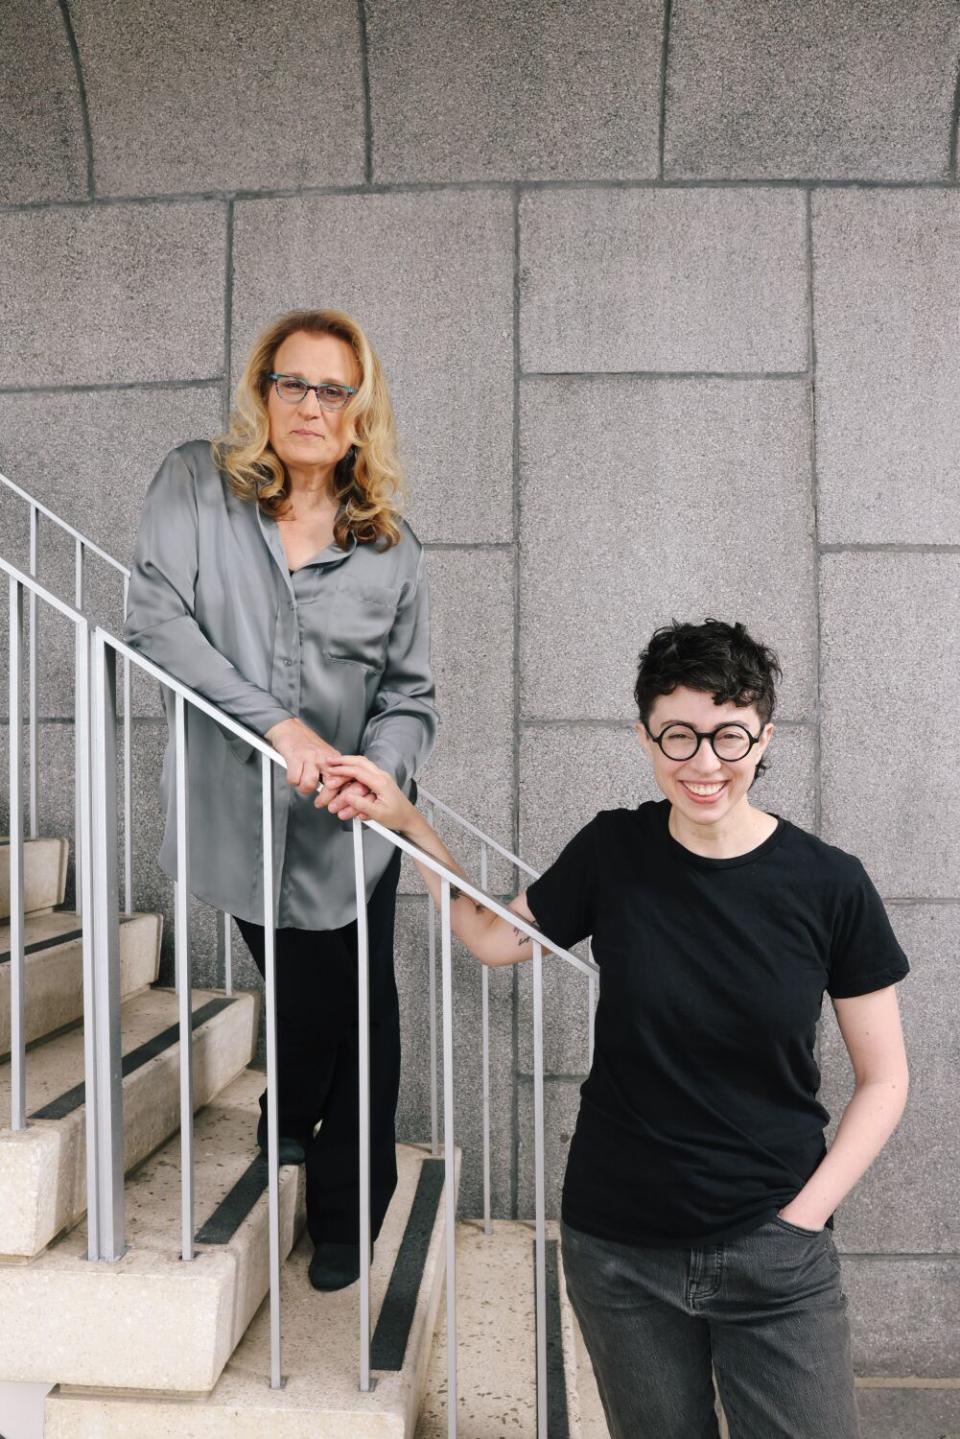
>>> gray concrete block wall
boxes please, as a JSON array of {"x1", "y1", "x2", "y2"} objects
[{"x1": 3, "y1": 3, "x2": 959, "y2": 1422}]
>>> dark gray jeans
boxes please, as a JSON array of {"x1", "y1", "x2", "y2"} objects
[{"x1": 561, "y1": 1217, "x2": 860, "y2": 1439}]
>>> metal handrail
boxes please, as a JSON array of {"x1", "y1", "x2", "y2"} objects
[
  {"x1": 0, "y1": 470, "x2": 132, "y2": 582},
  {"x1": 95, "y1": 621, "x2": 591, "y2": 1410},
  {"x1": 2, "y1": 488, "x2": 598, "y2": 1428}
]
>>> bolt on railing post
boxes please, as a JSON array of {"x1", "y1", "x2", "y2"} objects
[
  {"x1": 8, "y1": 577, "x2": 26, "y2": 1132},
  {"x1": 480, "y1": 842, "x2": 492, "y2": 1237},
  {"x1": 173, "y1": 692, "x2": 195, "y2": 1263},
  {"x1": 89, "y1": 630, "x2": 125, "y2": 1260},
  {"x1": 440, "y1": 878, "x2": 458, "y2": 1438},
  {"x1": 354, "y1": 820, "x2": 375, "y2": 1394},
  {"x1": 532, "y1": 940, "x2": 548, "y2": 1439},
  {"x1": 427, "y1": 804, "x2": 439, "y2": 1158},
  {"x1": 27, "y1": 504, "x2": 38, "y2": 839}
]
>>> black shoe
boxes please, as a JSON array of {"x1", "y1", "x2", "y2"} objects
[
  {"x1": 308, "y1": 1240, "x2": 373, "y2": 1292},
  {"x1": 256, "y1": 1115, "x2": 306, "y2": 1166}
]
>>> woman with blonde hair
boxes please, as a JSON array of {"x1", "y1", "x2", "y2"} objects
[{"x1": 125, "y1": 309, "x2": 437, "y2": 1291}]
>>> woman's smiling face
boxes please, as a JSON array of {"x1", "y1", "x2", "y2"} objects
[{"x1": 638, "y1": 685, "x2": 773, "y2": 828}]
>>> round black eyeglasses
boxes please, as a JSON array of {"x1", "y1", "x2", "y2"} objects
[
  {"x1": 644, "y1": 721, "x2": 763, "y2": 763},
  {"x1": 269, "y1": 373, "x2": 357, "y2": 411}
]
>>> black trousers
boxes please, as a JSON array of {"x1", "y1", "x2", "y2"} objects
[{"x1": 236, "y1": 845, "x2": 402, "y2": 1246}]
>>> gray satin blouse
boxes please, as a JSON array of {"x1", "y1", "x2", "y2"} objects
[{"x1": 124, "y1": 439, "x2": 437, "y2": 930}]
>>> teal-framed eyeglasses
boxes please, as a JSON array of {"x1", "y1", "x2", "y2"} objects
[{"x1": 268, "y1": 373, "x2": 357, "y2": 411}]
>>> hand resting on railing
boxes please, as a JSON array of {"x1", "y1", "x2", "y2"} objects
[
  {"x1": 324, "y1": 755, "x2": 541, "y2": 965},
  {"x1": 265, "y1": 715, "x2": 372, "y2": 817}
]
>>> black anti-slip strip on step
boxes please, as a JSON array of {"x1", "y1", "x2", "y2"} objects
[
  {"x1": 371, "y1": 1158, "x2": 444, "y2": 1371},
  {"x1": 30, "y1": 997, "x2": 236, "y2": 1121},
  {"x1": 1, "y1": 928, "x2": 82, "y2": 963},
  {"x1": 196, "y1": 1153, "x2": 269, "y2": 1245},
  {"x1": 1, "y1": 914, "x2": 135, "y2": 965},
  {"x1": 532, "y1": 1237, "x2": 571, "y2": 1438}
]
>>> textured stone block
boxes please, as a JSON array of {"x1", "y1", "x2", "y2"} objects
[
  {"x1": 520, "y1": 376, "x2": 817, "y2": 721},
  {"x1": 814, "y1": 191, "x2": 960, "y2": 543},
  {"x1": 394, "y1": 896, "x2": 515, "y2": 1220},
  {"x1": 404, "y1": 549, "x2": 515, "y2": 895},
  {"x1": 822, "y1": 904, "x2": 958, "y2": 1255},
  {"x1": 0, "y1": 384, "x2": 224, "y2": 719},
  {"x1": 0, "y1": 204, "x2": 226, "y2": 387},
  {"x1": 520, "y1": 189, "x2": 808, "y2": 373},
  {"x1": 367, "y1": 0, "x2": 663, "y2": 182},
  {"x1": 664, "y1": 0, "x2": 958, "y2": 180},
  {"x1": 844, "y1": 1257, "x2": 960, "y2": 1376},
  {"x1": 0, "y1": 0, "x2": 87, "y2": 202},
  {"x1": 856, "y1": 1386, "x2": 960, "y2": 1439},
  {"x1": 72, "y1": 0, "x2": 363, "y2": 197},
  {"x1": 820, "y1": 553, "x2": 960, "y2": 897},
  {"x1": 517, "y1": 1076, "x2": 580, "y2": 1220},
  {"x1": 232, "y1": 191, "x2": 513, "y2": 543}
]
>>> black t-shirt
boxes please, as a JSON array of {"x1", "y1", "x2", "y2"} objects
[{"x1": 526, "y1": 800, "x2": 909, "y2": 1248}]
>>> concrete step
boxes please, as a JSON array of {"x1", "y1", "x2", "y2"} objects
[
  {"x1": 0, "y1": 910, "x2": 161, "y2": 1056},
  {"x1": 0, "y1": 1068, "x2": 304, "y2": 1395},
  {"x1": 42, "y1": 1142, "x2": 455, "y2": 1435},
  {"x1": 415, "y1": 1220, "x2": 582, "y2": 1439},
  {"x1": 0, "y1": 985, "x2": 259, "y2": 1258},
  {"x1": 0, "y1": 838, "x2": 68, "y2": 920}
]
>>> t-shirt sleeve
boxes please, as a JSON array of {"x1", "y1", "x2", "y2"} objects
[
  {"x1": 525, "y1": 817, "x2": 599, "y2": 951},
  {"x1": 828, "y1": 860, "x2": 910, "y2": 999}
]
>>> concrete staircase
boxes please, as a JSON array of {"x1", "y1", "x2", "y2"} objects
[
  {"x1": 2, "y1": 834, "x2": 605, "y2": 1437},
  {"x1": 0, "y1": 835, "x2": 460, "y2": 1435}
]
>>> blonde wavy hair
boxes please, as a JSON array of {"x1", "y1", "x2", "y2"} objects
[{"x1": 213, "y1": 308, "x2": 405, "y2": 549}]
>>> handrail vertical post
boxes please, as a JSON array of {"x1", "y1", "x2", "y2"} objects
[
  {"x1": 8, "y1": 577, "x2": 26, "y2": 1131},
  {"x1": 220, "y1": 912, "x2": 234, "y2": 997},
  {"x1": 533, "y1": 940, "x2": 547, "y2": 1439},
  {"x1": 76, "y1": 620, "x2": 100, "y2": 1256},
  {"x1": 121, "y1": 577, "x2": 133, "y2": 917},
  {"x1": 354, "y1": 820, "x2": 374, "y2": 1393},
  {"x1": 89, "y1": 630, "x2": 125, "y2": 1259},
  {"x1": 173, "y1": 692, "x2": 194, "y2": 1262},
  {"x1": 427, "y1": 804, "x2": 439, "y2": 1157},
  {"x1": 480, "y1": 843, "x2": 491, "y2": 1236},
  {"x1": 74, "y1": 540, "x2": 85, "y2": 912},
  {"x1": 440, "y1": 879, "x2": 458, "y2": 1438},
  {"x1": 261, "y1": 754, "x2": 283, "y2": 1389},
  {"x1": 27, "y1": 504, "x2": 38, "y2": 838},
  {"x1": 587, "y1": 942, "x2": 596, "y2": 1069}
]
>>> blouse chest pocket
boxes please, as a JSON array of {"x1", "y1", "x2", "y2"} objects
[{"x1": 322, "y1": 579, "x2": 400, "y2": 668}]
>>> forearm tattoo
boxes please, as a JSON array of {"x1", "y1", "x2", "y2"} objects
[
  {"x1": 449, "y1": 884, "x2": 485, "y2": 916},
  {"x1": 448, "y1": 885, "x2": 530, "y2": 948}
]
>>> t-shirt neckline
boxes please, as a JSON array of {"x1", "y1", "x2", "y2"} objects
[{"x1": 659, "y1": 799, "x2": 787, "y2": 870}]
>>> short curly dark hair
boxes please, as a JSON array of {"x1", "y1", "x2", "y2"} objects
[{"x1": 634, "y1": 619, "x2": 782, "y2": 776}]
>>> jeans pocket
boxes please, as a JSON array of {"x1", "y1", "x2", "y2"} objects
[{"x1": 771, "y1": 1215, "x2": 825, "y2": 1238}]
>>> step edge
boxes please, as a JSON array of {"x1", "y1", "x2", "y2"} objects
[{"x1": 0, "y1": 993, "x2": 260, "y2": 1259}]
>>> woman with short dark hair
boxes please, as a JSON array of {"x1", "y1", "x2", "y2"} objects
[
  {"x1": 125, "y1": 309, "x2": 437, "y2": 1292},
  {"x1": 326, "y1": 617, "x2": 907, "y2": 1439}
]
